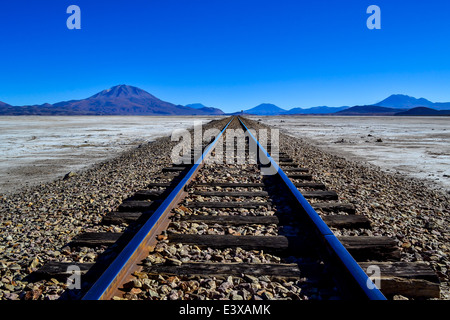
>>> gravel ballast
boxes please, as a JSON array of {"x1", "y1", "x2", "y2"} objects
[{"x1": 0, "y1": 117, "x2": 448, "y2": 300}]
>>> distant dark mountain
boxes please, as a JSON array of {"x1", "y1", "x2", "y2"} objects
[
  {"x1": 244, "y1": 103, "x2": 287, "y2": 115},
  {"x1": 395, "y1": 107, "x2": 450, "y2": 116},
  {"x1": 244, "y1": 104, "x2": 349, "y2": 115},
  {"x1": 374, "y1": 94, "x2": 450, "y2": 110},
  {"x1": 430, "y1": 102, "x2": 450, "y2": 110},
  {"x1": 375, "y1": 94, "x2": 433, "y2": 108},
  {"x1": 186, "y1": 103, "x2": 208, "y2": 109},
  {"x1": 0, "y1": 101, "x2": 14, "y2": 114},
  {"x1": 335, "y1": 105, "x2": 408, "y2": 115},
  {"x1": 0, "y1": 85, "x2": 224, "y2": 116},
  {"x1": 0, "y1": 101, "x2": 10, "y2": 107},
  {"x1": 284, "y1": 106, "x2": 349, "y2": 114},
  {"x1": 0, "y1": 102, "x2": 56, "y2": 116},
  {"x1": 185, "y1": 103, "x2": 224, "y2": 115},
  {"x1": 195, "y1": 107, "x2": 224, "y2": 115},
  {"x1": 227, "y1": 110, "x2": 253, "y2": 115},
  {"x1": 241, "y1": 94, "x2": 450, "y2": 116},
  {"x1": 51, "y1": 85, "x2": 209, "y2": 115}
]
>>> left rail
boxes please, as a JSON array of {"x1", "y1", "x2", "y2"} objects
[{"x1": 82, "y1": 117, "x2": 235, "y2": 300}]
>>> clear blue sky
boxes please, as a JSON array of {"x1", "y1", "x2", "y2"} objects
[{"x1": 1, "y1": 0, "x2": 449, "y2": 112}]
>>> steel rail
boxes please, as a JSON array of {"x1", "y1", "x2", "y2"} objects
[
  {"x1": 238, "y1": 117, "x2": 386, "y2": 300},
  {"x1": 82, "y1": 117, "x2": 235, "y2": 300}
]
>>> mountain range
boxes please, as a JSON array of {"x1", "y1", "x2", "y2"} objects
[
  {"x1": 375, "y1": 94, "x2": 450, "y2": 110},
  {"x1": 0, "y1": 85, "x2": 224, "y2": 116},
  {"x1": 244, "y1": 104, "x2": 287, "y2": 116},
  {"x1": 239, "y1": 94, "x2": 450, "y2": 116},
  {"x1": 395, "y1": 107, "x2": 450, "y2": 116},
  {"x1": 185, "y1": 103, "x2": 224, "y2": 115},
  {"x1": 335, "y1": 106, "x2": 409, "y2": 116},
  {"x1": 1, "y1": 86, "x2": 449, "y2": 116}
]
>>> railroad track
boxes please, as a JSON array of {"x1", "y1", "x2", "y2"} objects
[{"x1": 32, "y1": 116, "x2": 441, "y2": 300}]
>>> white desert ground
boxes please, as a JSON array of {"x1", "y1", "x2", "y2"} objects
[
  {"x1": 0, "y1": 116, "x2": 219, "y2": 194},
  {"x1": 0, "y1": 115, "x2": 449, "y2": 194},
  {"x1": 251, "y1": 116, "x2": 450, "y2": 193}
]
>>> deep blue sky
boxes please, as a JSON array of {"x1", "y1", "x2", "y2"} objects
[{"x1": 1, "y1": 0, "x2": 449, "y2": 112}]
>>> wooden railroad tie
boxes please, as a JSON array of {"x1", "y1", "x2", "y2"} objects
[
  {"x1": 118, "y1": 200, "x2": 162, "y2": 212},
  {"x1": 357, "y1": 262, "x2": 441, "y2": 299},
  {"x1": 68, "y1": 232, "x2": 122, "y2": 247},
  {"x1": 190, "y1": 182, "x2": 327, "y2": 190},
  {"x1": 312, "y1": 202, "x2": 356, "y2": 214},
  {"x1": 283, "y1": 168, "x2": 309, "y2": 172},
  {"x1": 167, "y1": 234, "x2": 289, "y2": 253},
  {"x1": 143, "y1": 262, "x2": 303, "y2": 279},
  {"x1": 133, "y1": 190, "x2": 165, "y2": 200},
  {"x1": 102, "y1": 211, "x2": 371, "y2": 230},
  {"x1": 67, "y1": 232, "x2": 401, "y2": 262},
  {"x1": 33, "y1": 260, "x2": 440, "y2": 299},
  {"x1": 102, "y1": 211, "x2": 148, "y2": 225}
]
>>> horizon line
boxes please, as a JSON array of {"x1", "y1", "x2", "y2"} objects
[{"x1": 1, "y1": 84, "x2": 449, "y2": 113}]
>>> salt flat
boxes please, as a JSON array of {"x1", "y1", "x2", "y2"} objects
[
  {"x1": 0, "y1": 116, "x2": 220, "y2": 194},
  {"x1": 1, "y1": 115, "x2": 449, "y2": 194},
  {"x1": 252, "y1": 116, "x2": 450, "y2": 192}
]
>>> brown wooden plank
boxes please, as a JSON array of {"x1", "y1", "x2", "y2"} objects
[
  {"x1": 133, "y1": 190, "x2": 165, "y2": 200},
  {"x1": 147, "y1": 182, "x2": 173, "y2": 188},
  {"x1": 192, "y1": 182, "x2": 326, "y2": 190},
  {"x1": 338, "y1": 236, "x2": 401, "y2": 261},
  {"x1": 302, "y1": 191, "x2": 338, "y2": 200},
  {"x1": 102, "y1": 211, "x2": 143, "y2": 225},
  {"x1": 168, "y1": 234, "x2": 289, "y2": 252},
  {"x1": 294, "y1": 182, "x2": 327, "y2": 189},
  {"x1": 185, "y1": 201, "x2": 271, "y2": 209},
  {"x1": 153, "y1": 173, "x2": 180, "y2": 178},
  {"x1": 193, "y1": 191, "x2": 269, "y2": 197},
  {"x1": 118, "y1": 200, "x2": 161, "y2": 212},
  {"x1": 358, "y1": 262, "x2": 440, "y2": 283},
  {"x1": 323, "y1": 215, "x2": 372, "y2": 229},
  {"x1": 358, "y1": 262, "x2": 440, "y2": 299},
  {"x1": 179, "y1": 215, "x2": 279, "y2": 225},
  {"x1": 312, "y1": 202, "x2": 356, "y2": 214},
  {"x1": 143, "y1": 262, "x2": 301, "y2": 278},
  {"x1": 286, "y1": 236, "x2": 400, "y2": 261},
  {"x1": 379, "y1": 277, "x2": 440, "y2": 299},
  {"x1": 33, "y1": 262, "x2": 94, "y2": 281},
  {"x1": 69, "y1": 232, "x2": 122, "y2": 247}
]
